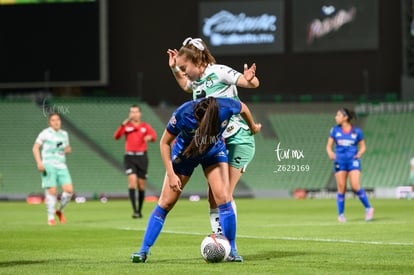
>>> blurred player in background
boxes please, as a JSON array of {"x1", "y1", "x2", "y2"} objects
[
  {"x1": 167, "y1": 37, "x2": 260, "y2": 234},
  {"x1": 32, "y1": 112, "x2": 74, "y2": 226},
  {"x1": 326, "y1": 108, "x2": 374, "y2": 222},
  {"x1": 130, "y1": 97, "x2": 261, "y2": 263},
  {"x1": 114, "y1": 104, "x2": 157, "y2": 219}
]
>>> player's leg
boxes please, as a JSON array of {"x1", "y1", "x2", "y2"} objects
[
  {"x1": 136, "y1": 177, "x2": 145, "y2": 218},
  {"x1": 204, "y1": 162, "x2": 242, "y2": 261},
  {"x1": 136, "y1": 154, "x2": 149, "y2": 218},
  {"x1": 349, "y1": 168, "x2": 374, "y2": 221},
  {"x1": 124, "y1": 155, "x2": 140, "y2": 218},
  {"x1": 127, "y1": 173, "x2": 139, "y2": 218},
  {"x1": 42, "y1": 165, "x2": 58, "y2": 225},
  {"x1": 335, "y1": 166, "x2": 348, "y2": 222},
  {"x1": 54, "y1": 168, "x2": 73, "y2": 223},
  {"x1": 208, "y1": 165, "x2": 242, "y2": 234},
  {"x1": 131, "y1": 172, "x2": 190, "y2": 263},
  {"x1": 209, "y1": 140, "x2": 254, "y2": 234},
  {"x1": 45, "y1": 187, "x2": 57, "y2": 225}
]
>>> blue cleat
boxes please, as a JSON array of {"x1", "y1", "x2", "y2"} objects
[{"x1": 226, "y1": 250, "x2": 243, "y2": 262}]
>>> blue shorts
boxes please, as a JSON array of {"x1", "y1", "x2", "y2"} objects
[
  {"x1": 171, "y1": 144, "x2": 228, "y2": 177},
  {"x1": 333, "y1": 159, "x2": 361, "y2": 173}
]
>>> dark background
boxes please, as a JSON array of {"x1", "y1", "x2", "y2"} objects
[
  {"x1": 0, "y1": 0, "x2": 403, "y2": 106},
  {"x1": 109, "y1": 0, "x2": 402, "y2": 105}
]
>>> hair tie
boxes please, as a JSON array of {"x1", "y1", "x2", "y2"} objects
[
  {"x1": 340, "y1": 108, "x2": 351, "y2": 119},
  {"x1": 182, "y1": 37, "x2": 205, "y2": 51}
]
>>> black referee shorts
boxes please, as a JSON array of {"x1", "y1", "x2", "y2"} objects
[{"x1": 124, "y1": 153, "x2": 148, "y2": 179}]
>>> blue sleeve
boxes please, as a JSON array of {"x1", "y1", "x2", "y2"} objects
[
  {"x1": 165, "y1": 102, "x2": 190, "y2": 136},
  {"x1": 217, "y1": 98, "x2": 242, "y2": 117},
  {"x1": 357, "y1": 128, "x2": 364, "y2": 141},
  {"x1": 329, "y1": 127, "x2": 336, "y2": 139}
]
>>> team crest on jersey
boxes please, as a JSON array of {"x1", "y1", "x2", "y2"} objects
[
  {"x1": 351, "y1": 132, "x2": 357, "y2": 139},
  {"x1": 140, "y1": 127, "x2": 147, "y2": 133},
  {"x1": 221, "y1": 120, "x2": 229, "y2": 129},
  {"x1": 125, "y1": 126, "x2": 135, "y2": 132},
  {"x1": 169, "y1": 116, "x2": 177, "y2": 127},
  {"x1": 205, "y1": 77, "x2": 213, "y2": 88}
]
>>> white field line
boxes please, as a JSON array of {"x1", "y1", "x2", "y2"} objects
[{"x1": 119, "y1": 227, "x2": 414, "y2": 246}]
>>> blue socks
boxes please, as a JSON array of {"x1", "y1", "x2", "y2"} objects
[
  {"x1": 336, "y1": 193, "x2": 345, "y2": 216},
  {"x1": 140, "y1": 204, "x2": 168, "y2": 253},
  {"x1": 337, "y1": 189, "x2": 371, "y2": 216},
  {"x1": 356, "y1": 189, "x2": 371, "y2": 208},
  {"x1": 139, "y1": 202, "x2": 237, "y2": 254},
  {"x1": 218, "y1": 202, "x2": 237, "y2": 251}
]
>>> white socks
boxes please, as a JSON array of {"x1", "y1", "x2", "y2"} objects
[
  {"x1": 209, "y1": 201, "x2": 237, "y2": 234},
  {"x1": 58, "y1": 192, "x2": 73, "y2": 212},
  {"x1": 45, "y1": 191, "x2": 73, "y2": 220},
  {"x1": 45, "y1": 192, "x2": 57, "y2": 220}
]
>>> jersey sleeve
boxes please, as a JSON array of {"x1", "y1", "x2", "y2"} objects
[
  {"x1": 215, "y1": 64, "x2": 242, "y2": 85},
  {"x1": 35, "y1": 129, "x2": 47, "y2": 145},
  {"x1": 217, "y1": 98, "x2": 242, "y2": 117},
  {"x1": 166, "y1": 104, "x2": 186, "y2": 136},
  {"x1": 64, "y1": 130, "x2": 70, "y2": 146},
  {"x1": 329, "y1": 127, "x2": 335, "y2": 139},
  {"x1": 145, "y1": 123, "x2": 157, "y2": 141},
  {"x1": 356, "y1": 128, "x2": 364, "y2": 141}
]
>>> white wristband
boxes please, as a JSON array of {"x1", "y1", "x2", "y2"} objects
[{"x1": 171, "y1": 66, "x2": 180, "y2": 73}]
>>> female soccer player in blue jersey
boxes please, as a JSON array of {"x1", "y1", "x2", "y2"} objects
[
  {"x1": 326, "y1": 108, "x2": 374, "y2": 222},
  {"x1": 130, "y1": 97, "x2": 261, "y2": 263},
  {"x1": 167, "y1": 37, "x2": 259, "y2": 235}
]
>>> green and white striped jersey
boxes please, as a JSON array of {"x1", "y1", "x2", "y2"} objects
[{"x1": 35, "y1": 127, "x2": 69, "y2": 169}]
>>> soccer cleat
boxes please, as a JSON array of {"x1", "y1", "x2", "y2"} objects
[
  {"x1": 132, "y1": 212, "x2": 143, "y2": 219},
  {"x1": 226, "y1": 250, "x2": 243, "y2": 262},
  {"x1": 365, "y1": 208, "x2": 374, "y2": 222},
  {"x1": 337, "y1": 215, "x2": 346, "y2": 223},
  {"x1": 131, "y1": 252, "x2": 147, "y2": 263},
  {"x1": 55, "y1": 210, "x2": 66, "y2": 224},
  {"x1": 48, "y1": 219, "x2": 57, "y2": 226}
]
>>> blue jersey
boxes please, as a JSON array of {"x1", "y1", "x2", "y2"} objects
[
  {"x1": 329, "y1": 125, "x2": 364, "y2": 162},
  {"x1": 166, "y1": 97, "x2": 242, "y2": 157}
]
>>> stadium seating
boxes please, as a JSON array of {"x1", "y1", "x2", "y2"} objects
[
  {"x1": 361, "y1": 112, "x2": 414, "y2": 188},
  {"x1": 241, "y1": 112, "x2": 333, "y2": 193},
  {"x1": 0, "y1": 98, "x2": 412, "y2": 199}
]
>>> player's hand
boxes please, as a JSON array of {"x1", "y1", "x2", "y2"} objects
[
  {"x1": 168, "y1": 173, "x2": 182, "y2": 192},
  {"x1": 328, "y1": 152, "x2": 336, "y2": 160},
  {"x1": 251, "y1": 123, "x2": 262, "y2": 134},
  {"x1": 122, "y1": 117, "x2": 131, "y2": 125},
  {"x1": 167, "y1": 49, "x2": 178, "y2": 68},
  {"x1": 37, "y1": 162, "x2": 45, "y2": 172},
  {"x1": 65, "y1": 146, "x2": 72, "y2": 154},
  {"x1": 243, "y1": 63, "x2": 257, "y2": 82}
]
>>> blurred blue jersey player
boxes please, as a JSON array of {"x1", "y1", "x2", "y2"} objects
[
  {"x1": 326, "y1": 108, "x2": 374, "y2": 222},
  {"x1": 131, "y1": 97, "x2": 261, "y2": 263}
]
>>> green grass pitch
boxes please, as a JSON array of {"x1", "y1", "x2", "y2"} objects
[{"x1": 1, "y1": 198, "x2": 413, "y2": 274}]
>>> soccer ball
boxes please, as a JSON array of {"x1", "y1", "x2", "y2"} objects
[{"x1": 200, "y1": 233, "x2": 231, "y2": 263}]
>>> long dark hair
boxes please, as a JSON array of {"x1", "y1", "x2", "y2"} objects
[
  {"x1": 340, "y1": 107, "x2": 357, "y2": 123},
  {"x1": 183, "y1": 97, "x2": 220, "y2": 157}
]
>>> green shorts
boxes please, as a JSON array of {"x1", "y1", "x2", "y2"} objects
[
  {"x1": 225, "y1": 128, "x2": 255, "y2": 171},
  {"x1": 41, "y1": 164, "x2": 72, "y2": 189}
]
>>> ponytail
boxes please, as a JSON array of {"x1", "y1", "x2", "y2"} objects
[{"x1": 183, "y1": 97, "x2": 220, "y2": 157}]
